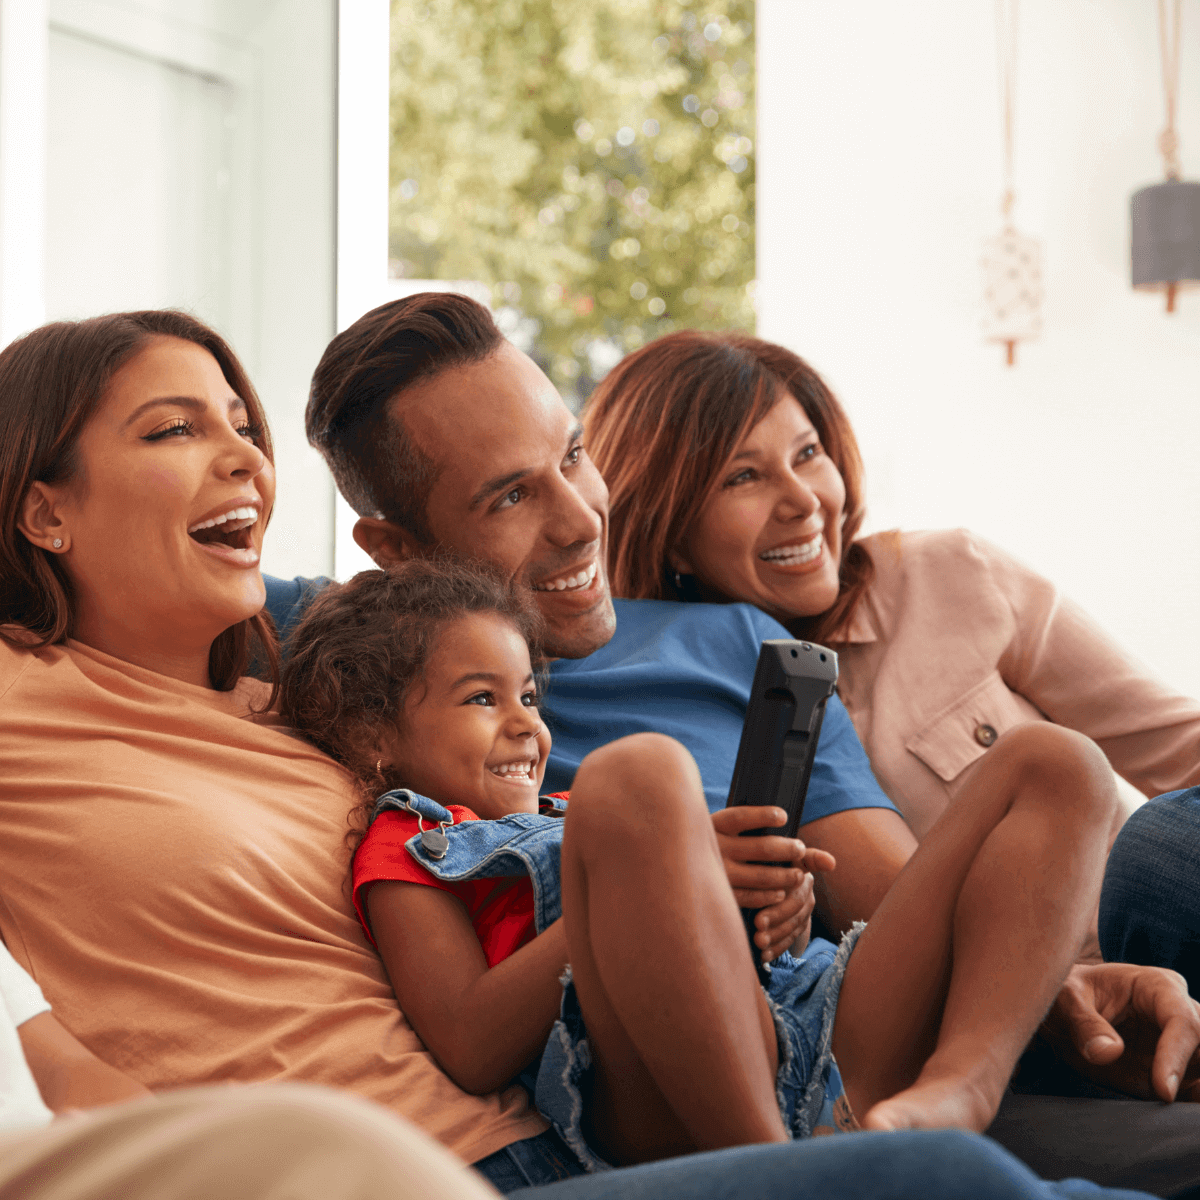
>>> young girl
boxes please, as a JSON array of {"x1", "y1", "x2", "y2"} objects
[{"x1": 280, "y1": 558, "x2": 1118, "y2": 1170}]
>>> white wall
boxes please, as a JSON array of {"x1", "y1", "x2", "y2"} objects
[
  {"x1": 334, "y1": 0, "x2": 391, "y2": 582},
  {"x1": 0, "y1": 0, "x2": 46, "y2": 346},
  {"x1": 758, "y1": 0, "x2": 1200, "y2": 698},
  {"x1": 16, "y1": 0, "x2": 338, "y2": 581}
]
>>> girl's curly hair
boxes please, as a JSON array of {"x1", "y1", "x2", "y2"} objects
[{"x1": 279, "y1": 557, "x2": 545, "y2": 842}]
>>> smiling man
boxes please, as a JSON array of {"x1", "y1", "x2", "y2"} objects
[
  {"x1": 266, "y1": 292, "x2": 1200, "y2": 1195},
  {"x1": 296, "y1": 292, "x2": 904, "y2": 929},
  {"x1": 318, "y1": 326, "x2": 616, "y2": 660}
]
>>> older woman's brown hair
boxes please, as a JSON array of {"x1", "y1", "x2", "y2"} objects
[
  {"x1": 0, "y1": 310, "x2": 279, "y2": 692},
  {"x1": 583, "y1": 330, "x2": 873, "y2": 645}
]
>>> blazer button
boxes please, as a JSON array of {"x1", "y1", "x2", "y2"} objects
[{"x1": 974, "y1": 723, "x2": 998, "y2": 747}]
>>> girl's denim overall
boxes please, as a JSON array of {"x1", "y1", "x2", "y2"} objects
[{"x1": 372, "y1": 790, "x2": 863, "y2": 1172}]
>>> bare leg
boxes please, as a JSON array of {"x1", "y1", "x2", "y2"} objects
[
  {"x1": 832, "y1": 723, "x2": 1117, "y2": 1131},
  {"x1": 562, "y1": 733, "x2": 785, "y2": 1165}
]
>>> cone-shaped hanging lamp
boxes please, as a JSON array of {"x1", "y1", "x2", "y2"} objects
[
  {"x1": 1132, "y1": 180, "x2": 1200, "y2": 311},
  {"x1": 1131, "y1": 0, "x2": 1199, "y2": 312}
]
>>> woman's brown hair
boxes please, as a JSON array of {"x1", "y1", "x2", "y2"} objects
[
  {"x1": 279, "y1": 557, "x2": 545, "y2": 842},
  {"x1": 583, "y1": 330, "x2": 873, "y2": 645},
  {"x1": 0, "y1": 310, "x2": 279, "y2": 694}
]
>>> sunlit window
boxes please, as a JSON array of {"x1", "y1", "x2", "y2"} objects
[{"x1": 390, "y1": 0, "x2": 756, "y2": 405}]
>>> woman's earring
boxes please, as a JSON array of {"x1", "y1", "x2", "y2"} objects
[
  {"x1": 673, "y1": 570, "x2": 683, "y2": 590},
  {"x1": 52, "y1": 538, "x2": 63, "y2": 549}
]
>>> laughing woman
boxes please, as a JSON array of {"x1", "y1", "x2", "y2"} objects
[
  {"x1": 0, "y1": 311, "x2": 557, "y2": 1175},
  {"x1": 583, "y1": 330, "x2": 1200, "y2": 986}
]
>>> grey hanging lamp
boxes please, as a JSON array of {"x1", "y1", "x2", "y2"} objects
[
  {"x1": 981, "y1": 0, "x2": 1042, "y2": 366},
  {"x1": 1131, "y1": 0, "x2": 1200, "y2": 312}
]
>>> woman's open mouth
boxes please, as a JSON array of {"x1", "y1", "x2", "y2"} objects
[
  {"x1": 187, "y1": 506, "x2": 260, "y2": 566},
  {"x1": 760, "y1": 532, "x2": 823, "y2": 569}
]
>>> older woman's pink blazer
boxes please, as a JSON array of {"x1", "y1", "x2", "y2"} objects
[{"x1": 832, "y1": 530, "x2": 1200, "y2": 840}]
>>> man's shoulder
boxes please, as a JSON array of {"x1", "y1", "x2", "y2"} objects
[
  {"x1": 263, "y1": 575, "x2": 333, "y2": 641},
  {"x1": 561, "y1": 598, "x2": 786, "y2": 674},
  {"x1": 611, "y1": 597, "x2": 787, "y2": 640}
]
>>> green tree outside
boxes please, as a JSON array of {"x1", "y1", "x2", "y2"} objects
[{"x1": 390, "y1": 0, "x2": 756, "y2": 405}]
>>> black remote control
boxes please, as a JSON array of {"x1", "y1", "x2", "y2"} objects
[{"x1": 724, "y1": 639, "x2": 839, "y2": 986}]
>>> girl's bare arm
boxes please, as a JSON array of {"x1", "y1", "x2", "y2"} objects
[
  {"x1": 18, "y1": 1012, "x2": 153, "y2": 1111},
  {"x1": 368, "y1": 880, "x2": 569, "y2": 1096}
]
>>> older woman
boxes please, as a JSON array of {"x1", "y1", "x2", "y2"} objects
[{"x1": 583, "y1": 330, "x2": 1200, "y2": 982}]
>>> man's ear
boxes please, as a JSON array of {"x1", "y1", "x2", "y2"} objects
[
  {"x1": 17, "y1": 482, "x2": 70, "y2": 553},
  {"x1": 353, "y1": 517, "x2": 424, "y2": 568}
]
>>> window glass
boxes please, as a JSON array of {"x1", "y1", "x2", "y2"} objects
[{"x1": 390, "y1": 0, "x2": 755, "y2": 405}]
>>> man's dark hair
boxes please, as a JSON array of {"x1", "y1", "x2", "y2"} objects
[{"x1": 306, "y1": 292, "x2": 504, "y2": 542}]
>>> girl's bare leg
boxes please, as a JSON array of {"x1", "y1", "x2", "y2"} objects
[
  {"x1": 832, "y1": 723, "x2": 1117, "y2": 1132},
  {"x1": 562, "y1": 733, "x2": 786, "y2": 1165}
]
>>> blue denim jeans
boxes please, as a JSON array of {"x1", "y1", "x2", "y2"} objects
[
  {"x1": 1099, "y1": 787, "x2": 1200, "y2": 996},
  {"x1": 480, "y1": 1129, "x2": 1154, "y2": 1199}
]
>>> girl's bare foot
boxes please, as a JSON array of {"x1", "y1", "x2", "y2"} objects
[{"x1": 861, "y1": 1069, "x2": 1000, "y2": 1134}]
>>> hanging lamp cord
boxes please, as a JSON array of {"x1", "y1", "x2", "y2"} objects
[
  {"x1": 995, "y1": 0, "x2": 1018, "y2": 219},
  {"x1": 1158, "y1": 0, "x2": 1183, "y2": 179}
]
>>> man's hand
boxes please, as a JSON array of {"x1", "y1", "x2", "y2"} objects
[
  {"x1": 1041, "y1": 961, "x2": 1200, "y2": 1102},
  {"x1": 711, "y1": 806, "x2": 836, "y2": 963}
]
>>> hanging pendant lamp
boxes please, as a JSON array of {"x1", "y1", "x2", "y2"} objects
[
  {"x1": 982, "y1": 0, "x2": 1042, "y2": 366},
  {"x1": 1131, "y1": 0, "x2": 1200, "y2": 312}
]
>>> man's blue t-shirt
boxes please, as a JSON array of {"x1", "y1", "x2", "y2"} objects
[
  {"x1": 262, "y1": 578, "x2": 897, "y2": 826},
  {"x1": 265, "y1": 575, "x2": 332, "y2": 647},
  {"x1": 541, "y1": 598, "x2": 894, "y2": 822}
]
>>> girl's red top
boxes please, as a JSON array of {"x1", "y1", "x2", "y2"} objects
[{"x1": 352, "y1": 795, "x2": 568, "y2": 968}]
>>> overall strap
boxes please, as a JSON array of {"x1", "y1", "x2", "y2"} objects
[{"x1": 371, "y1": 789, "x2": 454, "y2": 826}]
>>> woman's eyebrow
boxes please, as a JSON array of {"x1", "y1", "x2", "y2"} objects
[
  {"x1": 123, "y1": 394, "x2": 247, "y2": 427},
  {"x1": 729, "y1": 432, "x2": 819, "y2": 461}
]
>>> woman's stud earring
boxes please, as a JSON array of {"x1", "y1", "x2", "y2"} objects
[
  {"x1": 673, "y1": 571, "x2": 682, "y2": 589},
  {"x1": 52, "y1": 538, "x2": 62, "y2": 549}
]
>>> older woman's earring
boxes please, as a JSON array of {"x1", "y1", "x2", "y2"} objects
[
  {"x1": 52, "y1": 538, "x2": 62, "y2": 549},
  {"x1": 673, "y1": 570, "x2": 683, "y2": 590}
]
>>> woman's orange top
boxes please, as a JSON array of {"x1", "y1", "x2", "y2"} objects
[{"x1": 0, "y1": 636, "x2": 546, "y2": 1163}]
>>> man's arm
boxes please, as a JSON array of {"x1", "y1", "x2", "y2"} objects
[
  {"x1": 800, "y1": 806, "x2": 917, "y2": 936},
  {"x1": 18, "y1": 1012, "x2": 152, "y2": 1112},
  {"x1": 262, "y1": 574, "x2": 332, "y2": 648},
  {"x1": 1040, "y1": 961, "x2": 1200, "y2": 1102}
]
